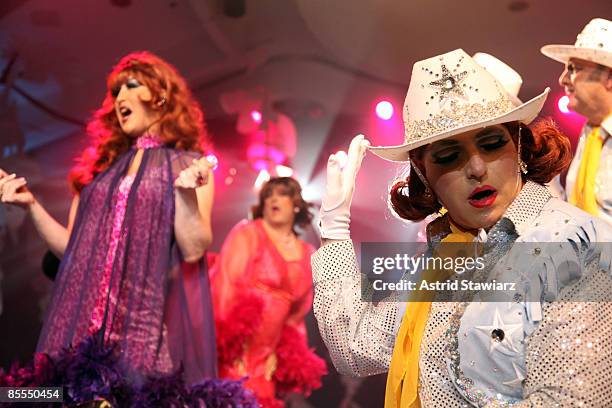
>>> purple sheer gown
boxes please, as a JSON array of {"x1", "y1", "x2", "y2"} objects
[{"x1": 36, "y1": 141, "x2": 216, "y2": 384}]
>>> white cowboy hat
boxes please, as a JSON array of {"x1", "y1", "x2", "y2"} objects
[
  {"x1": 472, "y1": 52, "x2": 523, "y2": 106},
  {"x1": 541, "y1": 18, "x2": 612, "y2": 68},
  {"x1": 369, "y1": 49, "x2": 549, "y2": 162}
]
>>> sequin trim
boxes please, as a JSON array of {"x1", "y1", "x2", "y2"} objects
[
  {"x1": 445, "y1": 302, "x2": 520, "y2": 407},
  {"x1": 440, "y1": 183, "x2": 553, "y2": 407},
  {"x1": 404, "y1": 98, "x2": 515, "y2": 142},
  {"x1": 134, "y1": 134, "x2": 163, "y2": 149},
  {"x1": 89, "y1": 174, "x2": 135, "y2": 338},
  {"x1": 503, "y1": 181, "x2": 552, "y2": 231}
]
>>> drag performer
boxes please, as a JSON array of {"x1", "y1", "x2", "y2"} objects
[
  {"x1": 313, "y1": 49, "x2": 612, "y2": 407},
  {"x1": 542, "y1": 18, "x2": 612, "y2": 225},
  {"x1": 0, "y1": 52, "x2": 255, "y2": 406},
  {"x1": 211, "y1": 177, "x2": 327, "y2": 407}
]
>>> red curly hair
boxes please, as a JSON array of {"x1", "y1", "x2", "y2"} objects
[
  {"x1": 389, "y1": 118, "x2": 572, "y2": 221},
  {"x1": 69, "y1": 51, "x2": 210, "y2": 192}
]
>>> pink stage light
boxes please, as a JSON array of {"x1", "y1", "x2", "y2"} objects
[
  {"x1": 252, "y1": 159, "x2": 268, "y2": 171},
  {"x1": 268, "y1": 148, "x2": 286, "y2": 165},
  {"x1": 375, "y1": 100, "x2": 394, "y2": 120},
  {"x1": 250, "y1": 110, "x2": 263, "y2": 124},
  {"x1": 247, "y1": 143, "x2": 287, "y2": 167},
  {"x1": 558, "y1": 95, "x2": 570, "y2": 114}
]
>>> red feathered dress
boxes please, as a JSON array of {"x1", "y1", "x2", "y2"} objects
[{"x1": 210, "y1": 219, "x2": 326, "y2": 407}]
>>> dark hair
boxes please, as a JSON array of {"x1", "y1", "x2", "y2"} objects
[
  {"x1": 251, "y1": 177, "x2": 314, "y2": 232},
  {"x1": 389, "y1": 118, "x2": 572, "y2": 221}
]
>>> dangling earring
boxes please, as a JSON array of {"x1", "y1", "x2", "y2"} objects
[
  {"x1": 410, "y1": 161, "x2": 434, "y2": 199},
  {"x1": 294, "y1": 207, "x2": 300, "y2": 214},
  {"x1": 517, "y1": 125, "x2": 528, "y2": 175}
]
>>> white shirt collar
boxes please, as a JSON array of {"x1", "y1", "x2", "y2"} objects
[{"x1": 601, "y1": 112, "x2": 612, "y2": 136}]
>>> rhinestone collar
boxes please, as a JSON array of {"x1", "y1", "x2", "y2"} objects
[
  {"x1": 502, "y1": 181, "x2": 552, "y2": 236},
  {"x1": 427, "y1": 181, "x2": 552, "y2": 243},
  {"x1": 133, "y1": 134, "x2": 163, "y2": 150}
]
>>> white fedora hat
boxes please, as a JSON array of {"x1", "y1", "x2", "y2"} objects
[
  {"x1": 541, "y1": 18, "x2": 612, "y2": 68},
  {"x1": 369, "y1": 49, "x2": 549, "y2": 162}
]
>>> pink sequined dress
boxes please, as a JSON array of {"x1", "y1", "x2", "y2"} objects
[{"x1": 37, "y1": 135, "x2": 217, "y2": 383}]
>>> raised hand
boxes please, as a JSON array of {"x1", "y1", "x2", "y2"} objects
[
  {"x1": 319, "y1": 134, "x2": 370, "y2": 240},
  {"x1": 174, "y1": 157, "x2": 214, "y2": 189},
  {"x1": 0, "y1": 168, "x2": 35, "y2": 208}
]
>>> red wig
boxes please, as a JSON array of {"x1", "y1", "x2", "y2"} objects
[{"x1": 69, "y1": 51, "x2": 210, "y2": 192}]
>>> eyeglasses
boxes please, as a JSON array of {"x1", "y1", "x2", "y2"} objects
[
  {"x1": 110, "y1": 77, "x2": 142, "y2": 98},
  {"x1": 565, "y1": 61, "x2": 607, "y2": 76}
]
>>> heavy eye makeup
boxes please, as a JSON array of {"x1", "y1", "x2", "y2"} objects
[
  {"x1": 110, "y1": 77, "x2": 143, "y2": 98},
  {"x1": 431, "y1": 147, "x2": 460, "y2": 165},
  {"x1": 477, "y1": 130, "x2": 509, "y2": 151},
  {"x1": 429, "y1": 128, "x2": 509, "y2": 165}
]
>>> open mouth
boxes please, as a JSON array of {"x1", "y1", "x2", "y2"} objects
[
  {"x1": 468, "y1": 186, "x2": 497, "y2": 208},
  {"x1": 119, "y1": 106, "x2": 132, "y2": 121}
]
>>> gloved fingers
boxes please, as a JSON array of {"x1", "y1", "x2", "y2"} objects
[
  {"x1": 343, "y1": 134, "x2": 370, "y2": 187},
  {"x1": 326, "y1": 153, "x2": 343, "y2": 194},
  {"x1": 321, "y1": 153, "x2": 345, "y2": 211}
]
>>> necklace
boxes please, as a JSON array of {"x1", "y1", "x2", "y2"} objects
[
  {"x1": 133, "y1": 133, "x2": 162, "y2": 149},
  {"x1": 279, "y1": 234, "x2": 297, "y2": 247},
  {"x1": 262, "y1": 221, "x2": 297, "y2": 247},
  {"x1": 272, "y1": 230, "x2": 296, "y2": 247}
]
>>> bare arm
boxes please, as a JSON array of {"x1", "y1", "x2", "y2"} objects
[
  {"x1": 174, "y1": 159, "x2": 214, "y2": 263},
  {"x1": 29, "y1": 195, "x2": 78, "y2": 257}
]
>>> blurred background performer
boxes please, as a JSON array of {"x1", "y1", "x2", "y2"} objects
[
  {"x1": 541, "y1": 18, "x2": 612, "y2": 224},
  {"x1": 211, "y1": 177, "x2": 327, "y2": 408}
]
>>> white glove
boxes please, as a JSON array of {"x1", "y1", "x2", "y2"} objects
[{"x1": 319, "y1": 134, "x2": 370, "y2": 240}]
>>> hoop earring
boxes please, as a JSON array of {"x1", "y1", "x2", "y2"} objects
[{"x1": 517, "y1": 125, "x2": 528, "y2": 175}]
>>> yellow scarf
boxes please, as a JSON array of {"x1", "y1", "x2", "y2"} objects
[
  {"x1": 384, "y1": 221, "x2": 476, "y2": 408},
  {"x1": 570, "y1": 127, "x2": 603, "y2": 215}
]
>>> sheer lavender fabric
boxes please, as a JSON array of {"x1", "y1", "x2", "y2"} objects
[{"x1": 37, "y1": 147, "x2": 217, "y2": 384}]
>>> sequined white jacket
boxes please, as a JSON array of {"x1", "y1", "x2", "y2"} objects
[{"x1": 312, "y1": 182, "x2": 612, "y2": 407}]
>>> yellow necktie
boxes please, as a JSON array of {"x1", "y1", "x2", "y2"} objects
[
  {"x1": 385, "y1": 222, "x2": 476, "y2": 408},
  {"x1": 570, "y1": 127, "x2": 603, "y2": 215}
]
